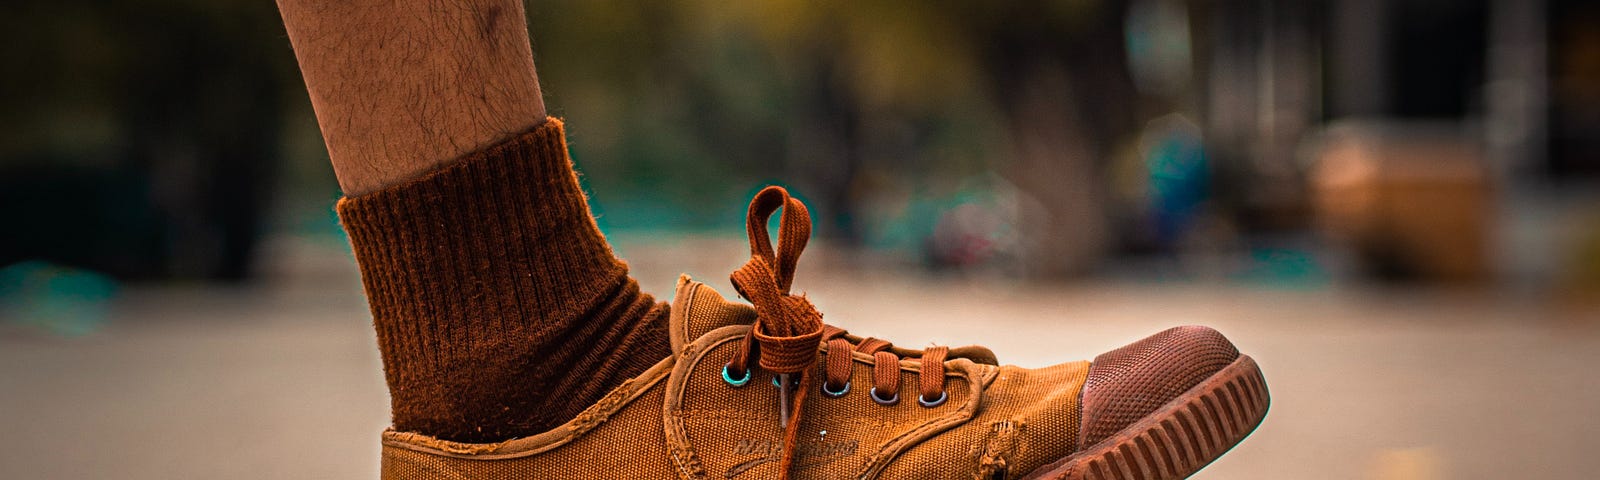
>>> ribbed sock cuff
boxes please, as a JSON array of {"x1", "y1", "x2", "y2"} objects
[
  {"x1": 335, "y1": 118, "x2": 672, "y2": 441},
  {"x1": 337, "y1": 117, "x2": 627, "y2": 363}
]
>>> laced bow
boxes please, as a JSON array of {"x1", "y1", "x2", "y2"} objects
[{"x1": 724, "y1": 186, "x2": 950, "y2": 479}]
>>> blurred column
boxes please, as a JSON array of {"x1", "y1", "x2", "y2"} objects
[
  {"x1": 1485, "y1": 0, "x2": 1548, "y2": 180},
  {"x1": 1328, "y1": 0, "x2": 1389, "y2": 118},
  {"x1": 1198, "y1": 0, "x2": 1320, "y2": 228},
  {"x1": 1486, "y1": 0, "x2": 1553, "y2": 288}
]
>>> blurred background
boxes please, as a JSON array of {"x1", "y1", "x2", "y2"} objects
[{"x1": 2, "y1": 0, "x2": 1598, "y2": 478}]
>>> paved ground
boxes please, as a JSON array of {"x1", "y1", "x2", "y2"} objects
[{"x1": 2, "y1": 235, "x2": 1597, "y2": 479}]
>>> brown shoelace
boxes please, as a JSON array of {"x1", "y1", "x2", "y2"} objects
[{"x1": 722, "y1": 186, "x2": 950, "y2": 479}]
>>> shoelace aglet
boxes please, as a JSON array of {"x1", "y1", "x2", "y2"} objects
[{"x1": 777, "y1": 373, "x2": 792, "y2": 428}]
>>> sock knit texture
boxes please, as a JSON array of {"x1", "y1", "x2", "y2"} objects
[{"x1": 337, "y1": 118, "x2": 672, "y2": 443}]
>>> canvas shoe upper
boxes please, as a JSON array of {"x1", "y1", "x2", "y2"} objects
[{"x1": 378, "y1": 186, "x2": 1268, "y2": 480}]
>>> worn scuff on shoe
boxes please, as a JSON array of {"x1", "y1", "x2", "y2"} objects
[
  {"x1": 570, "y1": 377, "x2": 637, "y2": 432},
  {"x1": 974, "y1": 420, "x2": 1022, "y2": 480},
  {"x1": 386, "y1": 431, "x2": 508, "y2": 456}
]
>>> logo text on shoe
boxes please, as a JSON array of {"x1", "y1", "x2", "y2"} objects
[{"x1": 725, "y1": 438, "x2": 859, "y2": 478}]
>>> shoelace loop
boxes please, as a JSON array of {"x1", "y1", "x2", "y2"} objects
[
  {"x1": 727, "y1": 186, "x2": 823, "y2": 378},
  {"x1": 723, "y1": 186, "x2": 950, "y2": 479}
]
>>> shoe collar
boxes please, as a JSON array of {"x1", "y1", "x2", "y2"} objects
[{"x1": 669, "y1": 274, "x2": 757, "y2": 353}]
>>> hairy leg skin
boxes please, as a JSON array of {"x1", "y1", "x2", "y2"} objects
[{"x1": 276, "y1": 0, "x2": 547, "y2": 195}]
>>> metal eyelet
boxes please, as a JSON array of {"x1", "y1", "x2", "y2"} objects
[
  {"x1": 917, "y1": 391, "x2": 949, "y2": 408},
  {"x1": 771, "y1": 375, "x2": 799, "y2": 388},
  {"x1": 869, "y1": 387, "x2": 900, "y2": 406},
  {"x1": 722, "y1": 364, "x2": 751, "y2": 387},
  {"x1": 821, "y1": 380, "x2": 851, "y2": 398}
]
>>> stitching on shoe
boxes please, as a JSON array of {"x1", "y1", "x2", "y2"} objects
[
  {"x1": 665, "y1": 326, "x2": 751, "y2": 478},
  {"x1": 854, "y1": 360, "x2": 986, "y2": 479},
  {"x1": 671, "y1": 277, "x2": 698, "y2": 354}
]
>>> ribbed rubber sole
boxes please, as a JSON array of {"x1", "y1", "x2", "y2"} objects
[{"x1": 1024, "y1": 355, "x2": 1270, "y2": 480}]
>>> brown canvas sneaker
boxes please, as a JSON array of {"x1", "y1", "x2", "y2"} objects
[{"x1": 379, "y1": 186, "x2": 1269, "y2": 480}]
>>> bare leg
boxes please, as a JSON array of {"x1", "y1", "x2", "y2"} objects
[{"x1": 277, "y1": 0, "x2": 546, "y2": 195}]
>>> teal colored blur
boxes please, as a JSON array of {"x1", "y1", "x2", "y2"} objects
[{"x1": 0, "y1": 261, "x2": 117, "y2": 336}]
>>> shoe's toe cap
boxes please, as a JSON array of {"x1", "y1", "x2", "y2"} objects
[{"x1": 1078, "y1": 325, "x2": 1239, "y2": 448}]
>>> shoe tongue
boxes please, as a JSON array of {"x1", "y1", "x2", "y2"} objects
[{"x1": 669, "y1": 274, "x2": 758, "y2": 352}]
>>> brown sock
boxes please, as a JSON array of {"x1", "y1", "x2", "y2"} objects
[{"x1": 336, "y1": 118, "x2": 672, "y2": 443}]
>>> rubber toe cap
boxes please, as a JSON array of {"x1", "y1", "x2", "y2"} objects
[{"x1": 1078, "y1": 326, "x2": 1240, "y2": 448}]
